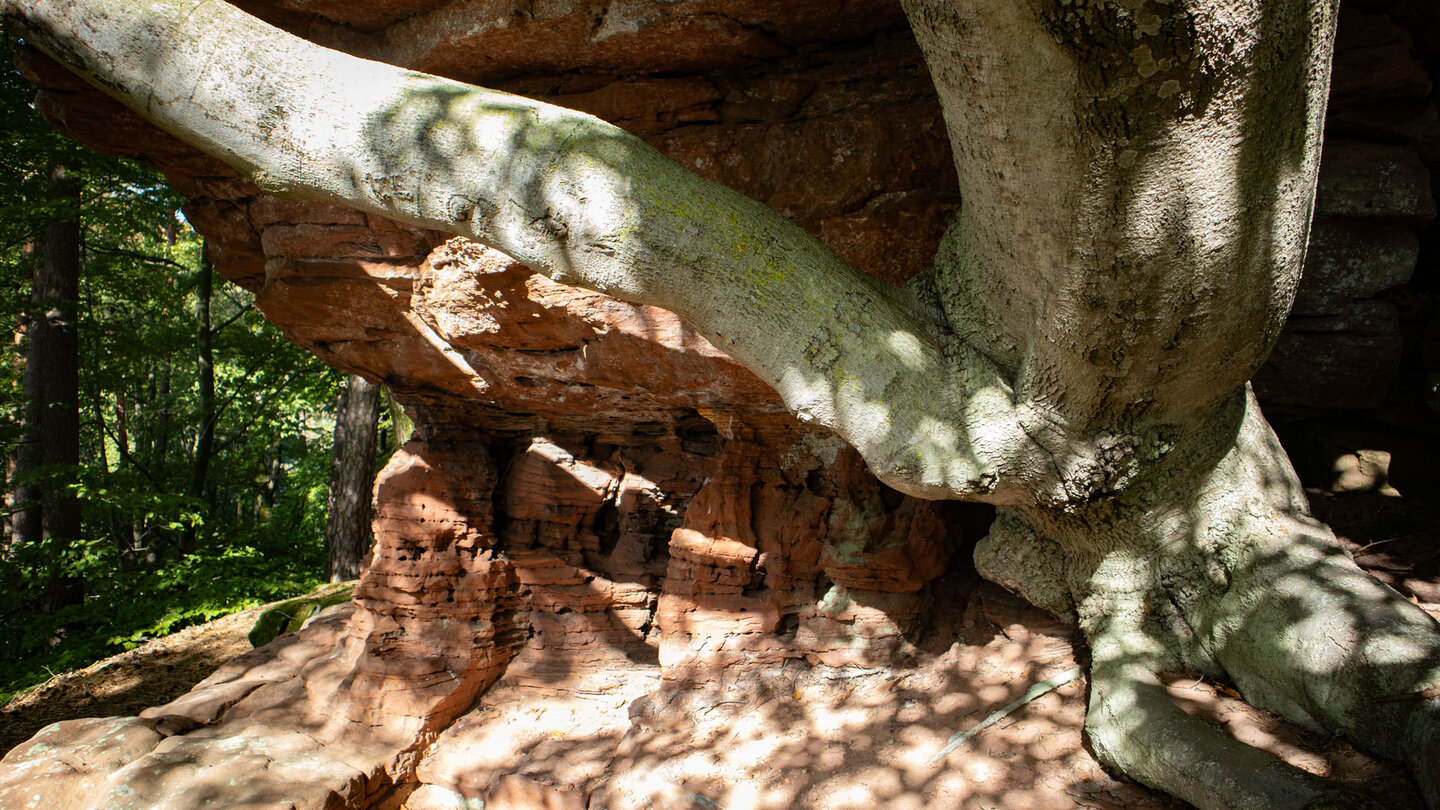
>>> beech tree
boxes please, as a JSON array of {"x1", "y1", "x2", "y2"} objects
[{"x1": 6, "y1": 0, "x2": 1440, "y2": 807}]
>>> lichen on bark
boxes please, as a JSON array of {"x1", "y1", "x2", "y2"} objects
[{"x1": 6, "y1": 0, "x2": 1440, "y2": 807}]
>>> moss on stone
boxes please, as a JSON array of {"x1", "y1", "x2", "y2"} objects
[{"x1": 246, "y1": 582, "x2": 357, "y2": 648}]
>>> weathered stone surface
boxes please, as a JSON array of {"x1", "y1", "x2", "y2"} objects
[
  {"x1": 1254, "y1": 301, "x2": 1406, "y2": 410},
  {"x1": 342, "y1": 0, "x2": 909, "y2": 85},
  {"x1": 0, "y1": 607, "x2": 421, "y2": 810},
  {"x1": 344, "y1": 434, "x2": 525, "y2": 736},
  {"x1": 1327, "y1": 101, "x2": 1440, "y2": 164},
  {"x1": 409, "y1": 239, "x2": 778, "y2": 412},
  {"x1": 1330, "y1": 6, "x2": 1432, "y2": 107},
  {"x1": 1314, "y1": 139, "x2": 1436, "y2": 222},
  {"x1": 0, "y1": 716, "x2": 165, "y2": 810},
  {"x1": 1291, "y1": 217, "x2": 1419, "y2": 317},
  {"x1": 7, "y1": 1, "x2": 1440, "y2": 807},
  {"x1": 1257, "y1": 5, "x2": 1438, "y2": 415}
]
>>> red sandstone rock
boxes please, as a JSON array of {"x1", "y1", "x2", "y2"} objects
[
  {"x1": 1254, "y1": 300, "x2": 1406, "y2": 410},
  {"x1": 1330, "y1": 9, "x2": 1431, "y2": 107},
  {"x1": 1291, "y1": 217, "x2": 1419, "y2": 316},
  {"x1": 485, "y1": 775, "x2": 587, "y2": 810},
  {"x1": 5, "y1": 2, "x2": 1439, "y2": 808},
  {"x1": 1314, "y1": 139, "x2": 1436, "y2": 222},
  {"x1": 0, "y1": 606, "x2": 425, "y2": 809},
  {"x1": 0, "y1": 717, "x2": 165, "y2": 810}
]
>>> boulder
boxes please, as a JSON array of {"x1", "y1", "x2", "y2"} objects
[
  {"x1": 1291, "y1": 217, "x2": 1418, "y2": 317},
  {"x1": 1254, "y1": 300, "x2": 1405, "y2": 410},
  {"x1": 1313, "y1": 139, "x2": 1435, "y2": 223}
]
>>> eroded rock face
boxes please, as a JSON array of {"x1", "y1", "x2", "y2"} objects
[
  {"x1": 6, "y1": 0, "x2": 1439, "y2": 807},
  {"x1": 12, "y1": 7, "x2": 971, "y2": 801},
  {"x1": 1252, "y1": 5, "x2": 1439, "y2": 414}
]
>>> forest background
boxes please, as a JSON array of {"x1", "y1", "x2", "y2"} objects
[{"x1": 0, "y1": 31, "x2": 394, "y2": 702}]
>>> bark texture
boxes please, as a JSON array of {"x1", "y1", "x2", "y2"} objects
[
  {"x1": 13, "y1": 162, "x2": 83, "y2": 612},
  {"x1": 325, "y1": 373, "x2": 382, "y2": 582},
  {"x1": 181, "y1": 254, "x2": 215, "y2": 550},
  {"x1": 4, "y1": 0, "x2": 1440, "y2": 808}
]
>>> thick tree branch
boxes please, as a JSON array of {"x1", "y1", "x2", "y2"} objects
[{"x1": 6, "y1": 0, "x2": 1046, "y2": 502}]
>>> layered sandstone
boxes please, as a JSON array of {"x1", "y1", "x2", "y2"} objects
[
  {"x1": 6, "y1": 0, "x2": 1440, "y2": 807},
  {"x1": 1252, "y1": 4, "x2": 1439, "y2": 413}
]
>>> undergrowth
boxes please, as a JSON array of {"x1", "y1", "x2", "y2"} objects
[{"x1": 0, "y1": 528, "x2": 325, "y2": 703}]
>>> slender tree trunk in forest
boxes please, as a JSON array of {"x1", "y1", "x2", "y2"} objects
[
  {"x1": 152, "y1": 364, "x2": 171, "y2": 482},
  {"x1": 86, "y1": 361, "x2": 136, "y2": 568},
  {"x1": 3, "y1": 330, "x2": 20, "y2": 547},
  {"x1": 9, "y1": 0, "x2": 1440, "y2": 806},
  {"x1": 12, "y1": 315, "x2": 42, "y2": 555},
  {"x1": 254, "y1": 441, "x2": 281, "y2": 521},
  {"x1": 324, "y1": 373, "x2": 381, "y2": 582},
  {"x1": 183, "y1": 252, "x2": 215, "y2": 550},
  {"x1": 40, "y1": 163, "x2": 82, "y2": 612},
  {"x1": 12, "y1": 162, "x2": 84, "y2": 613}
]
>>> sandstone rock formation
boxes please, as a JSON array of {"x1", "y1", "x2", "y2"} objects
[
  {"x1": 1251, "y1": 4, "x2": 1439, "y2": 413},
  {"x1": 4, "y1": 0, "x2": 1440, "y2": 807}
]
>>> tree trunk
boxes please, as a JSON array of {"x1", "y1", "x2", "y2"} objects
[
  {"x1": 9, "y1": 0, "x2": 1440, "y2": 806},
  {"x1": 12, "y1": 307, "x2": 42, "y2": 556},
  {"x1": 13, "y1": 162, "x2": 84, "y2": 613},
  {"x1": 898, "y1": 1, "x2": 1439, "y2": 805},
  {"x1": 324, "y1": 373, "x2": 381, "y2": 582},
  {"x1": 151, "y1": 363, "x2": 171, "y2": 483},
  {"x1": 182, "y1": 252, "x2": 215, "y2": 549},
  {"x1": 254, "y1": 441, "x2": 281, "y2": 521}
]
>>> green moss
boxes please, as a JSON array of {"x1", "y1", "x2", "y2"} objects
[
  {"x1": 817, "y1": 584, "x2": 855, "y2": 617},
  {"x1": 246, "y1": 582, "x2": 356, "y2": 648}
]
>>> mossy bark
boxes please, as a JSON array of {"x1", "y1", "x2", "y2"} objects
[{"x1": 8, "y1": 0, "x2": 1440, "y2": 806}]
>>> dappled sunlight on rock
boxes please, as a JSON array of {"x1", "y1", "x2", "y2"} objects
[
  {"x1": 7, "y1": 0, "x2": 1440, "y2": 806},
  {"x1": 387, "y1": 581, "x2": 1180, "y2": 810}
]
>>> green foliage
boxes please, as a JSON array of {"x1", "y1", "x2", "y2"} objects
[
  {"x1": 0, "y1": 535, "x2": 327, "y2": 703},
  {"x1": 0, "y1": 32, "x2": 354, "y2": 701}
]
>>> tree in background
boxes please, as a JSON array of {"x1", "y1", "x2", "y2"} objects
[
  {"x1": 12, "y1": 161, "x2": 81, "y2": 612},
  {"x1": 0, "y1": 29, "x2": 360, "y2": 699},
  {"x1": 8, "y1": 0, "x2": 1440, "y2": 806},
  {"x1": 324, "y1": 373, "x2": 381, "y2": 582}
]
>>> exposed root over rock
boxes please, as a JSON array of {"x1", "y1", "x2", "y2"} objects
[{"x1": 980, "y1": 390, "x2": 1440, "y2": 809}]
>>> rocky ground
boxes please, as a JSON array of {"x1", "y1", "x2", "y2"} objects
[
  {"x1": 5, "y1": 476, "x2": 1435, "y2": 810},
  {"x1": 404, "y1": 571, "x2": 1429, "y2": 810},
  {"x1": 0, "y1": 605, "x2": 267, "y2": 753}
]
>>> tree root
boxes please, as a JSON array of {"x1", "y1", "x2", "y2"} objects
[
  {"x1": 1072, "y1": 528, "x2": 1440, "y2": 810},
  {"x1": 1209, "y1": 524, "x2": 1440, "y2": 809},
  {"x1": 970, "y1": 392, "x2": 1440, "y2": 809},
  {"x1": 1409, "y1": 700, "x2": 1440, "y2": 805},
  {"x1": 1083, "y1": 612, "x2": 1352, "y2": 810}
]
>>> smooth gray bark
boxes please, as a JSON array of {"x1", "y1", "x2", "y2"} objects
[{"x1": 7, "y1": 0, "x2": 1440, "y2": 806}]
